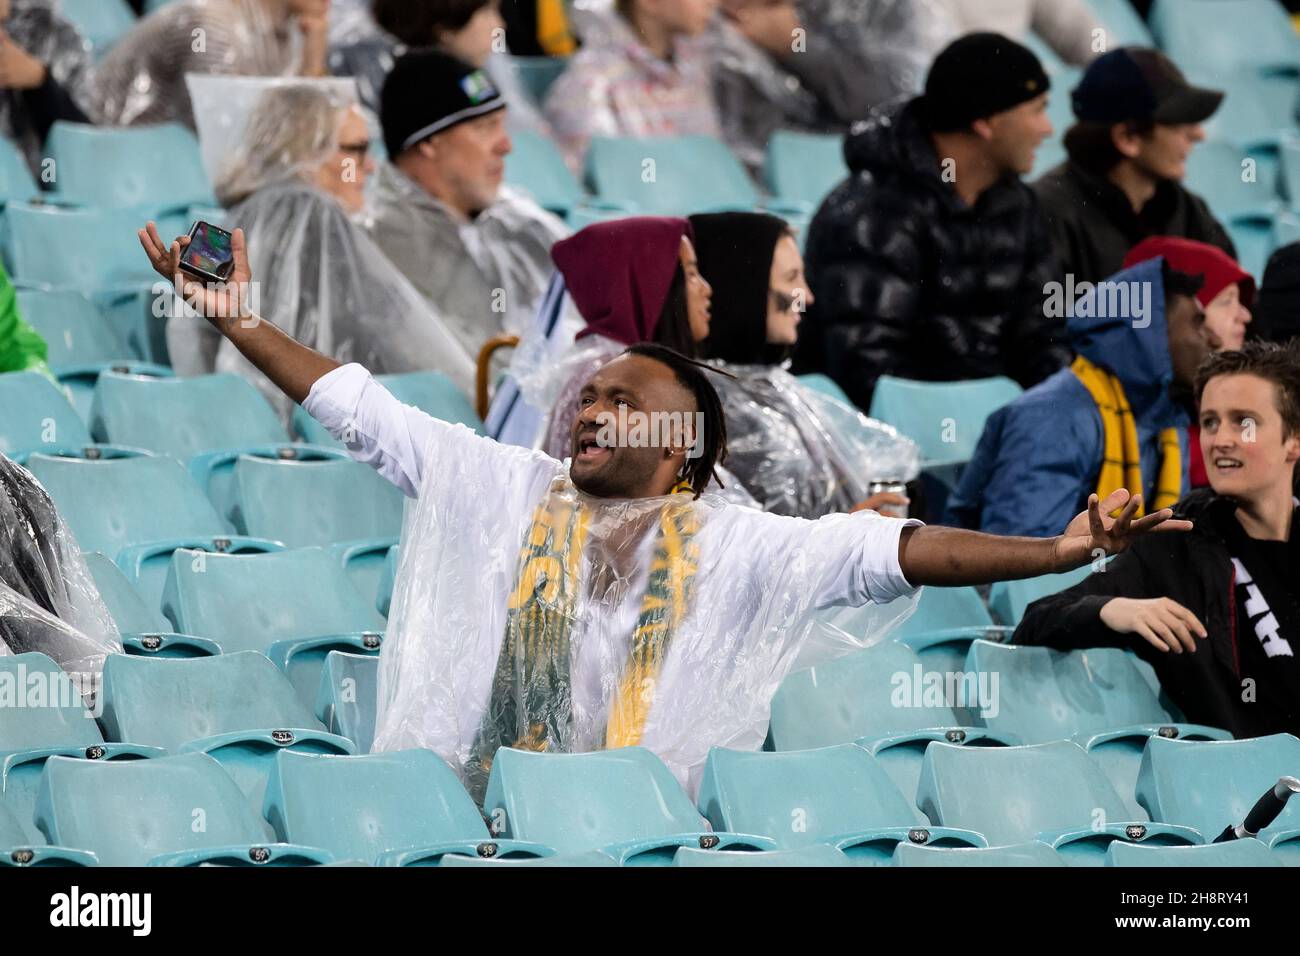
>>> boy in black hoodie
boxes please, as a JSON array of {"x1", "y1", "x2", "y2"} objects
[{"x1": 1015, "y1": 341, "x2": 1300, "y2": 738}]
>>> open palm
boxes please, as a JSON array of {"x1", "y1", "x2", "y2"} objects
[
  {"x1": 1053, "y1": 488, "x2": 1192, "y2": 570},
  {"x1": 137, "y1": 221, "x2": 254, "y2": 331}
]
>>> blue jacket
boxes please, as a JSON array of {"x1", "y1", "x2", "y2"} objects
[{"x1": 946, "y1": 258, "x2": 1190, "y2": 537}]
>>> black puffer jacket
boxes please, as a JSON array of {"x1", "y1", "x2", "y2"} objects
[{"x1": 796, "y1": 97, "x2": 1071, "y2": 412}]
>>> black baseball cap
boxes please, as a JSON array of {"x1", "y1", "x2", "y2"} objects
[
  {"x1": 1071, "y1": 47, "x2": 1223, "y2": 125},
  {"x1": 380, "y1": 49, "x2": 506, "y2": 157}
]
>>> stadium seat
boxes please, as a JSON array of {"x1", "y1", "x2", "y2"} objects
[
  {"x1": 988, "y1": 564, "x2": 1097, "y2": 626},
  {"x1": 0, "y1": 134, "x2": 38, "y2": 206},
  {"x1": 15, "y1": 289, "x2": 170, "y2": 421},
  {"x1": 506, "y1": 55, "x2": 568, "y2": 105},
  {"x1": 1150, "y1": 0, "x2": 1300, "y2": 79},
  {"x1": 438, "y1": 850, "x2": 619, "y2": 867},
  {"x1": 1201, "y1": 77, "x2": 1297, "y2": 151},
  {"x1": 82, "y1": 551, "x2": 217, "y2": 657},
  {"x1": 160, "y1": 547, "x2": 386, "y2": 705},
  {"x1": 1184, "y1": 140, "x2": 1282, "y2": 220},
  {"x1": 194, "y1": 445, "x2": 351, "y2": 538},
  {"x1": 565, "y1": 205, "x2": 629, "y2": 230},
  {"x1": 89, "y1": 372, "x2": 289, "y2": 461},
  {"x1": 293, "y1": 370, "x2": 485, "y2": 446},
  {"x1": 698, "y1": 746, "x2": 985, "y2": 864},
  {"x1": 1105, "y1": 839, "x2": 1281, "y2": 867},
  {"x1": 56, "y1": 0, "x2": 137, "y2": 56},
  {"x1": 0, "y1": 653, "x2": 161, "y2": 844},
  {"x1": 228, "y1": 455, "x2": 405, "y2": 549},
  {"x1": 585, "y1": 135, "x2": 758, "y2": 215},
  {"x1": 483, "y1": 746, "x2": 777, "y2": 865},
  {"x1": 868, "y1": 375, "x2": 1023, "y2": 470},
  {"x1": 673, "y1": 845, "x2": 852, "y2": 867},
  {"x1": 1088, "y1": 0, "x2": 1155, "y2": 47},
  {"x1": 330, "y1": 539, "x2": 397, "y2": 617},
  {"x1": 47, "y1": 122, "x2": 216, "y2": 211},
  {"x1": 1136, "y1": 734, "x2": 1300, "y2": 842},
  {"x1": 766, "y1": 642, "x2": 1016, "y2": 803},
  {"x1": 917, "y1": 740, "x2": 1201, "y2": 863},
  {"x1": 796, "y1": 373, "x2": 852, "y2": 406},
  {"x1": 315, "y1": 652, "x2": 379, "y2": 754},
  {"x1": 505, "y1": 128, "x2": 586, "y2": 215},
  {"x1": 965, "y1": 640, "x2": 1230, "y2": 817},
  {"x1": 0, "y1": 798, "x2": 97, "y2": 868},
  {"x1": 375, "y1": 544, "x2": 399, "y2": 617},
  {"x1": 0, "y1": 371, "x2": 137, "y2": 462},
  {"x1": 764, "y1": 131, "x2": 848, "y2": 210},
  {"x1": 34, "y1": 752, "x2": 333, "y2": 866},
  {"x1": 265, "y1": 750, "x2": 552, "y2": 866},
  {"x1": 98, "y1": 652, "x2": 355, "y2": 814},
  {"x1": 891, "y1": 841, "x2": 1064, "y2": 867},
  {"x1": 892, "y1": 585, "x2": 1014, "y2": 672},
  {"x1": 1225, "y1": 219, "x2": 1275, "y2": 283}
]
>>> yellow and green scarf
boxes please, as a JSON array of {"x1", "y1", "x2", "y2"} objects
[
  {"x1": 464, "y1": 479, "x2": 699, "y2": 799},
  {"x1": 1072, "y1": 355, "x2": 1182, "y2": 517}
]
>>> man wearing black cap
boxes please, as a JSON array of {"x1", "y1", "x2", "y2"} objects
[
  {"x1": 1034, "y1": 46, "x2": 1234, "y2": 286},
  {"x1": 797, "y1": 32, "x2": 1070, "y2": 413},
  {"x1": 365, "y1": 48, "x2": 569, "y2": 363}
]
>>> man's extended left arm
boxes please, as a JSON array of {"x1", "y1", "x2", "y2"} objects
[{"x1": 897, "y1": 489, "x2": 1192, "y2": 587}]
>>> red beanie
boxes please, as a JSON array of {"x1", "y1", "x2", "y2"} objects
[{"x1": 1123, "y1": 236, "x2": 1255, "y2": 308}]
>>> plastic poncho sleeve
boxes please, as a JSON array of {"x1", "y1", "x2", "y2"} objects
[{"x1": 0, "y1": 261, "x2": 50, "y2": 376}]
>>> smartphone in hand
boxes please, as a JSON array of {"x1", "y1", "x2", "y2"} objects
[{"x1": 178, "y1": 221, "x2": 235, "y2": 283}]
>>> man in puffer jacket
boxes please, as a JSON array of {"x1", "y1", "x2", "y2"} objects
[
  {"x1": 946, "y1": 255, "x2": 1216, "y2": 537},
  {"x1": 796, "y1": 33, "x2": 1071, "y2": 412}
]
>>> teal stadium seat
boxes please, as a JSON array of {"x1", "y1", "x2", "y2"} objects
[
  {"x1": 585, "y1": 135, "x2": 758, "y2": 215},
  {"x1": 55, "y1": 0, "x2": 137, "y2": 56},
  {"x1": 0, "y1": 136, "x2": 38, "y2": 269},
  {"x1": 796, "y1": 373, "x2": 852, "y2": 406},
  {"x1": 376, "y1": 543, "x2": 399, "y2": 617},
  {"x1": 34, "y1": 752, "x2": 333, "y2": 866},
  {"x1": 697, "y1": 745, "x2": 985, "y2": 864},
  {"x1": 508, "y1": 55, "x2": 569, "y2": 105},
  {"x1": 868, "y1": 375, "x2": 1023, "y2": 470},
  {"x1": 917, "y1": 740, "x2": 1201, "y2": 864},
  {"x1": 1150, "y1": 0, "x2": 1300, "y2": 79},
  {"x1": 315, "y1": 652, "x2": 379, "y2": 753},
  {"x1": 0, "y1": 798, "x2": 97, "y2": 868},
  {"x1": 1087, "y1": 0, "x2": 1156, "y2": 47},
  {"x1": 228, "y1": 455, "x2": 405, "y2": 549},
  {"x1": 294, "y1": 370, "x2": 485, "y2": 446},
  {"x1": 764, "y1": 131, "x2": 848, "y2": 211},
  {"x1": 1136, "y1": 734, "x2": 1300, "y2": 844},
  {"x1": 0, "y1": 371, "x2": 138, "y2": 462},
  {"x1": 988, "y1": 564, "x2": 1097, "y2": 625},
  {"x1": 82, "y1": 552, "x2": 217, "y2": 657},
  {"x1": 98, "y1": 652, "x2": 354, "y2": 814},
  {"x1": 0, "y1": 653, "x2": 161, "y2": 844},
  {"x1": 965, "y1": 640, "x2": 1230, "y2": 818},
  {"x1": 46, "y1": 121, "x2": 216, "y2": 211},
  {"x1": 1106, "y1": 839, "x2": 1281, "y2": 867},
  {"x1": 160, "y1": 547, "x2": 386, "y2": 705},
  {"x1": 673, "y1": 845, "x2": 852, "y2": 867},
  {"x1": 505, "y1": 128, "x2": 586, "y2": 215},
  {"x1": 264, "y1": 750, "x2": 553, "y2": 866},
  {"x1": 892, "y1": 584, "x2": 1015, "y2": 672},
  {"x1": 766, "y1": 642, "x2": 1016, "y2": 804},
  {"x1": 483, "y1": 746, "x2": 776, "y2": 865},
  {"x1": 891, "y1": 841, "x2": 1064, "y2": 867}
]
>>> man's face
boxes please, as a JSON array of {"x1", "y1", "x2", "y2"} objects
[
  {"x1": 1166, "y1": 292, "x2": 1217, "y2": 388},
  {"x1": 1200, "y1": 373, "x2": 1300, "y2": 500},
  {"x1": 1127, "y1": 122, "x2": 1205, "y2": 181},
  {"x1": 426, "y1": 110, "x2": 511, "y2": 216},
  {"x1": 314, "y1": 106, "x2": 375, "y2": 214},
  {"x1": 1204, "y1": 282, "x2": 1252, "y2": 352},
  {"x1": 982, "y1": 93, "x2": 1053, "y2": 176},
  {"x1": 570, "y1": 354, "x2": 698, "y2": 499}
]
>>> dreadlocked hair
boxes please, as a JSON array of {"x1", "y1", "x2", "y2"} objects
[{"x1": 624, "y1": 343, "x2": 732, "y2": 498}]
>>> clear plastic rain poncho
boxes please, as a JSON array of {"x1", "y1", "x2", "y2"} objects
[
  {"x1": 174, "y1": 76, "x2": 476, "y2": 421},
  {"x1": 0, "y1": 454, "x2": 121, "y2": 679},
  {"x1": 91, "y1": 0, "x2": 302, "y2": 129},
  {"x1": 710, "y1": 363, "x2": 921, "y2": 518},
  {"x1": 712, "y1": 0, "x2": 955, "y2": 172},
  {"x1": 369, "y1": 404, "x2": 921, "y2": 800},
  {"x1": 0, "y1": 0, "x2": 96, "y2": 172}
]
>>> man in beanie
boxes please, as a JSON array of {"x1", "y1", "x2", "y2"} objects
[
  {"x1": 796, "y1": 32, "x2": 1070, "y2": 413},
  {"x1": 366, "y1": 49, "x2": 569, "y2": 363},
  {"x1": 1034, "y1": 47, "x2": 1234, "y2": 286}
]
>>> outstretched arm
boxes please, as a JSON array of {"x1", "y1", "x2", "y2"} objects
[
  {"x1": 898, "y1": 489, "x2": 1193, "y2": 587},
  {"x1": 138, "y1": 221, "x2": 339, "y2": 404}
]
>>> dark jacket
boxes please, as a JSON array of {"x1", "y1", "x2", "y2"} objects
[
  {"x1": 796, "y1": 97, "x2": 1071, "y2": 412},
  {"x1": 946, "y1": 257, "x2": 1190, "y2": 537},
  {"x1": 1033, "y1": 158, "x2": 1236, "y2": 286},
  {"x1": 1014, "y1": 489, "x2": 1300, "y2": 739}
]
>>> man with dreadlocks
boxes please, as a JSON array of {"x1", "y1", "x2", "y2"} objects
[{"x1": 140, "y1": 221, "x2": 1192, "y2": 797}]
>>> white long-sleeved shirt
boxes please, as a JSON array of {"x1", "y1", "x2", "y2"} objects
[{"x1": 304, "y1": 363, "x2": 920, "y2": 793}]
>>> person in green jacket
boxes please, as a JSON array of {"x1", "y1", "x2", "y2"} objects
[{"x1": 0, "y1": 259, "x2": 51, "y2": 377}]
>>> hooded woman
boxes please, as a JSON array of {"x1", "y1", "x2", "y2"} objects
[
  {"x1": 172, "y1": 79, "x2": 476, "y2": 423},
  {"x1": 690, "y1": 211, "x2": 920, "y2": 517},
  {"x1": 0, "y1": 453, "x2": 120, "y2": 677}
]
